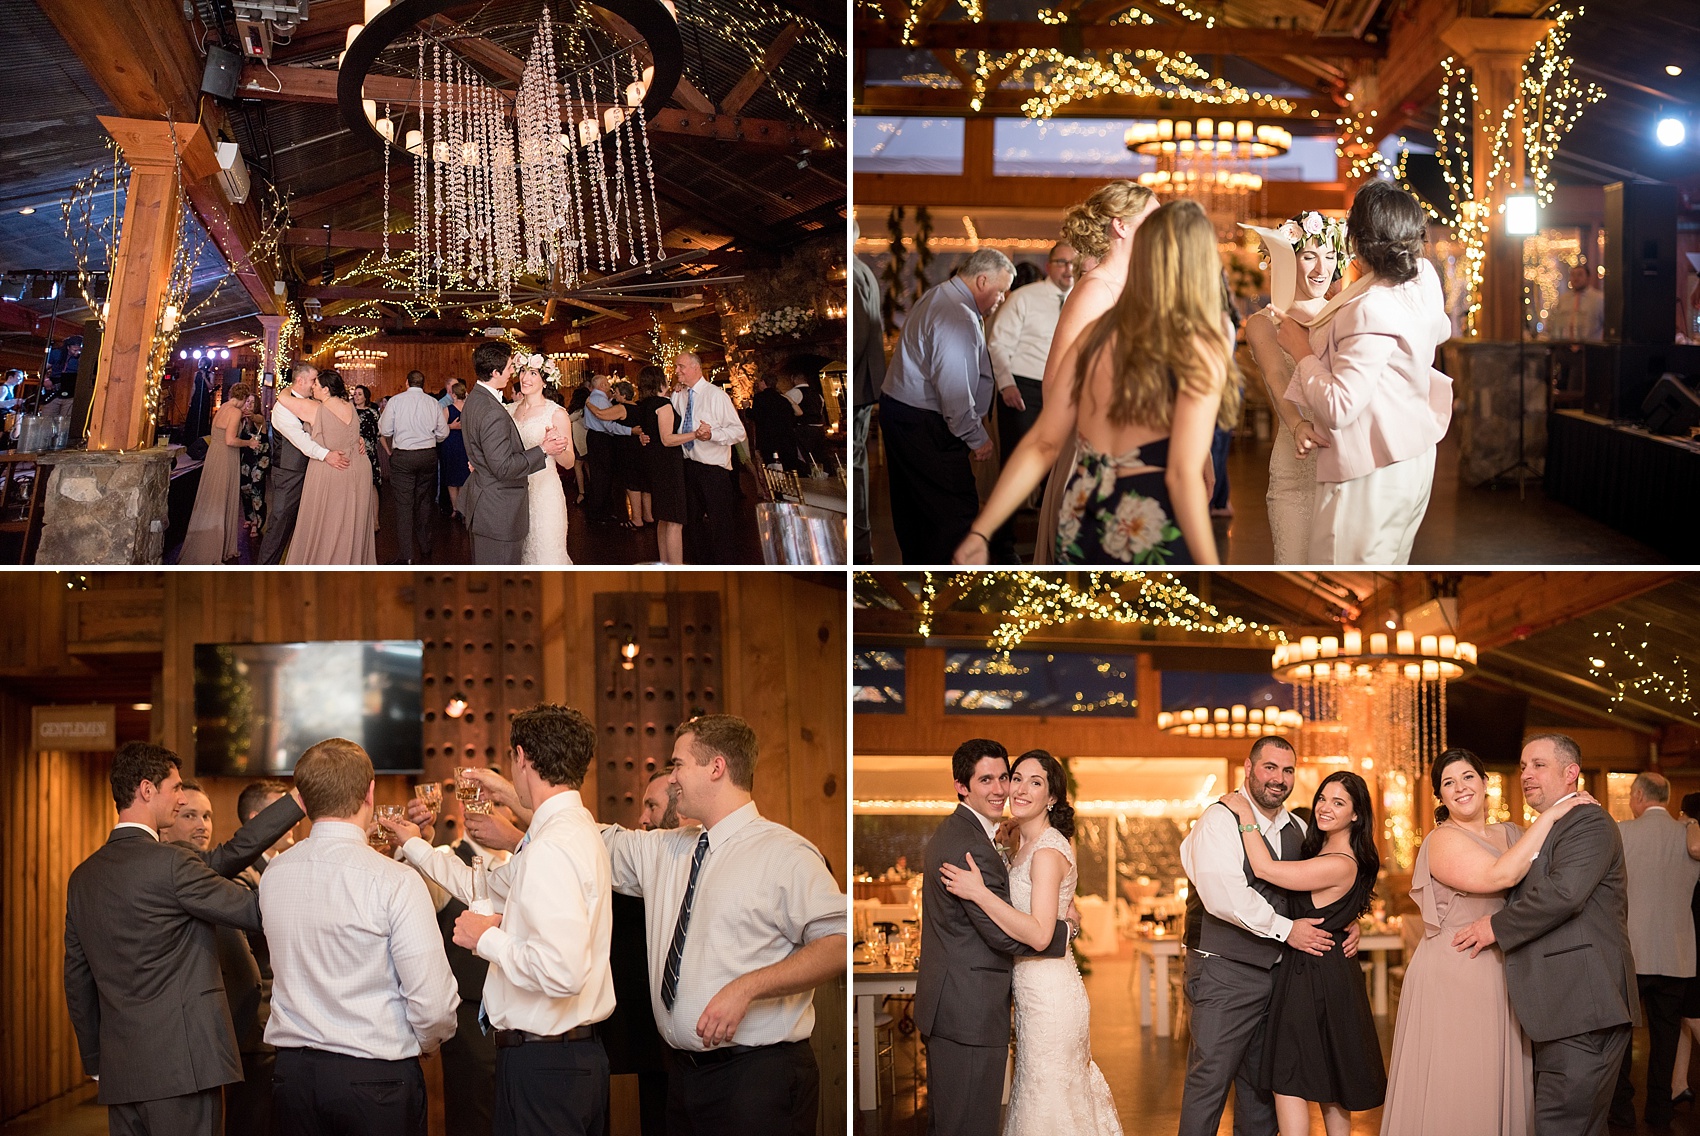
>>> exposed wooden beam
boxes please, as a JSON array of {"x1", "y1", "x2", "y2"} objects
[
  {"x1": 854, "y1": 85, "x2": 1337, "y2": 118},
  {"x1": 721, "y1": 21, "x2": 805, "y2": 115},
  {"x1": 283, "y1": 227, "x2": 415, "y2": 251},
  {"x1": 36, "y1": 0, "x2": 204, "y2": 122},
  {"x1": 240, "y1": 66, "x2": 834, "y2": 148},
  {"x1": 854, "y1": 20, "x2": 1385, "y2": 57},
  {"x1": 586, "y1": 8, "x2": 718, "y2": 114},
  {"x1": 287, "y1": 163, "x2": 409, "y2": 219}
]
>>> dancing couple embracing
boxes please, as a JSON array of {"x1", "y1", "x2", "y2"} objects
[{"x1": 1182, "y1": 731, "x2": 1638, "y2": 1136}]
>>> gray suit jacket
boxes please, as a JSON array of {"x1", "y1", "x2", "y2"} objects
[
  {"x1": 1619, "y1": 807, "x2": 1700, "y2": 977},
  {"x1": 853, "y1": 257, "x2": 886, "y2": 404},
  {"x1": 174, "y1": 793, "x2": 304, "y2": 1053},
  {"x1": 914, "y1": 805, "x2": 1069, "y2": 1047},
  {"x1": 64, "y1": 827, "x2": 264, "y2": 1104},
  {"x1": 1491, "y1": 803, "x2": 1640, "y2": 1042},
  {"x1": 460, "y1": 381, "x2": 546, "y2": 543}
]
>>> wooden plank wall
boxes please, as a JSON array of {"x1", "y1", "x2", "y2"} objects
[
  {"x1": 308, "y1": 340, "x2": 479, "y2": 400},
  {"x1": 0, "y1": 692, "x2": 116, "y2": 1123}
]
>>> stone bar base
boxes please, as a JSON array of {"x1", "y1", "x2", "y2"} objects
[
  {"x1": 1441, "y1": 340, "x2": 1549, "y2": 488},
  {"x1": 36, "y1": 448, "x2": 172, "y2": 564}
]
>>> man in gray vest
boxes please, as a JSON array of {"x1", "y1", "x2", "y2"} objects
[{"x1": 1176, "y1": 736, "x2": 1339, "y2": 1136}]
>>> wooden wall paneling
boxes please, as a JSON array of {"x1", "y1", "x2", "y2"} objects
[
  {"x1": 591, "y1": 589, "x2": 721, "y2": 827},
  {"x1": 724, "y1": 574, "x2": 795, "y2": 829},
  {"x1": 781, "y1": 577, "x2": 846, "y2": 887},
  {"x1": 310, "y1": 341, "x2": 479, "y2": 400}
]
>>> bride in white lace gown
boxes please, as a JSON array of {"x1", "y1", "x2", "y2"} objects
[
  {"x1": 508, "y1": 360, "x2": 574, "y2": 564},
  {"x1": 1242, "y1": 212, "x2": 1346, "y2": 563},
  {"x1": 940, "y1": 751, "x2": 1124, "y2": 1136}
]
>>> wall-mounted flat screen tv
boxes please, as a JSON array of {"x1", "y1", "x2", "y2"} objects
[{"x1": 194, "y1": 640, "x2": 424, "y2": 775}]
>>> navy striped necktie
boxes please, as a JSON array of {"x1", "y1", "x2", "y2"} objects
[{"x1": 660, "y1": 831, "x2": 711, "y2": 1011}]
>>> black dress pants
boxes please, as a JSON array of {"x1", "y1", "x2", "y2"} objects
[
  {"x1": 1614, "y1": 973, "x2": 1686, "y2": 1125},
  {"x1": 442, "y1": 1002, "x2": 497, "y2": 1136},
  {"x1": 879, "y1": 395, "x2": 978, "y2": 565},
  {"x1": 259, "y1": 452, "x2": 307, "y2": 564},
  {"x1": 683, "y1": 460, "x2": 739, "y2": 563},
  {"x1": 585, "y1": 431, "x2": 621, "y2": 519},
  {"x1": 493, "y1": 1035, "x2": 609, "y2": 1136},
  {"x1": 663, "y1": 1040, "x2": 818, "y2": 1136},
  {"x1": 107, "y1": 1087, "x2": 221, "y2": 1136},
  {"x1": 990, "y1": 375, "x2": 1044, "y2": 561},
  {"x1": 388, "y1": 447, "x2": 438, "y2": 562},
  {"x1": 272, "y1": 1048, "x2": 425, "y2": 1136}
]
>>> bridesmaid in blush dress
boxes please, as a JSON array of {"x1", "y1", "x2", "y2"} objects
[
  {"x1": 279, "y1": 369, "x2": 375, "y2": 564},
  {"x1": 1379, "y1": 748, "x2": 1596, "y2": 1136},
  {"x1": 179, "y1": 382, "x2": 261, "y2": 563}
]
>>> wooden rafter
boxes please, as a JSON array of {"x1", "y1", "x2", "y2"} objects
[
  {"x1": 855, "y1": 85, "x2": 1337, "y2": 117},
  {"x1": 854, "y1": 20, "x2": 1385, "y2": 57},
  {"x1": 720, "y1": 21, "x2": 805, "y2": 116},
  {"x1": 586, "y1": 8, "x2": 718, "y2": 114}
]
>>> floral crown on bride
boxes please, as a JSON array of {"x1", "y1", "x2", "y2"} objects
[
  {"x1": 516, "y1": 353, "x2": 562, "y2": 387},
  {"x1": 1273, "y1": 211, "x2": 1349, "y2": 280}
]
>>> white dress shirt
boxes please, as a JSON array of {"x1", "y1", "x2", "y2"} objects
[
  {"x1": 1178, "y1": 787, "x2": 1306, "y2": 944},
  {"x1": 602, "y1": 802, "x2": 845, "y2": 1051},
  {"x1": 260, "y1": 820, "x2": 459, "y2": 1059},
  {"x1": 987, "y1": 280, "x2": 1068, "y2": 390},
  {"x1": 671, "y1": 378, "x2": 747, "y2": 470},
  {"x1": 114, "y1": 821, "x2": 159, "y2": 840},
  {"x1": 270, "y1": 400, "x2": 330, "y2": 462},
  {"x1": 1546, "y1": 286, "x2": 1604, "y2": 342},
  {"x1": 379, "y1": 387, "x2": 451, "y2": 450},
  {"x1": 402, "y1": 789, "x2": 614, "y2": 1035}
]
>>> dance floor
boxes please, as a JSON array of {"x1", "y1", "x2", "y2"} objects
[
  {"x1": 856, "y1": 949, "x2": 1696, "y2": 1136},
  {"x1": 864, "y1": 431, "x2": 1666, "y2": 565},
  {"x1": 163, "y1": 465, "x2": 769, "y2": 565}
]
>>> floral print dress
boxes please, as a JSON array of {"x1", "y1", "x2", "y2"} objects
[
  {"x1": 239, "y1": 413, "x2": 270, "y2": 535},
  {"x1": 1054, "y1": 434, "x2": 1192, "y2": 564}
]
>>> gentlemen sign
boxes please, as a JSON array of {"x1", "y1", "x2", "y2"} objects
[{"x1": 32, "y1": 704, "x2": 117, "y2": 751}]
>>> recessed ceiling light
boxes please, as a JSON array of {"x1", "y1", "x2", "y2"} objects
[
  {"x1": 17, "y1": 207, "x2": 34, "y2": 215},
  {"x1": 1669, "y1": 65, "x2": 1684, "y2": 77}
]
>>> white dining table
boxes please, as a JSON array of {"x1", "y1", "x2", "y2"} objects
[
  {"x1": 1130, "y1": 931, "x2": 1407, "y2": 1037},
  {"x1": 854, "y1": 962, "x2": 919, "y2": 1114}
]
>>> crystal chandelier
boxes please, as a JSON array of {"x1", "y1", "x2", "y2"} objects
[
  {"x1": 338, "y1": 0, "x2": 679, "y2": 304},
  {"x1": 333, "y1": 347, "x2": 388, "y2": 370},
  {"x1": 1124, "y1": 117, "x2": 1289, "y2": 234},
  {"x1": 1271, "y1": 625, "x2": 1478, "y2": 870}
]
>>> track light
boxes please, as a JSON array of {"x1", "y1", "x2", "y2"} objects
[{"x1": 1657, "y1": 116, "x2": 1687, "y2": 147}]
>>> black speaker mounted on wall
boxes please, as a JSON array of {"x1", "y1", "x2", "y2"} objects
[{"x1": 201, "y1": 45, "x2": 242, "y2": 100}]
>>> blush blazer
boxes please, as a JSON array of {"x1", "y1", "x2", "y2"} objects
[{"x1": 1285, "y1": 258, "x2": 1453, "y2": 484}]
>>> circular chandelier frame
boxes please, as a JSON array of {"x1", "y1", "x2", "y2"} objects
[{"x1": 337, "y1": 0, "x2": 684, "y2": 153}]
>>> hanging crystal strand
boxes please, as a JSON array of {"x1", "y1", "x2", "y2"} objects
[
  {"x1": 447, "y1": 56, "x2": 465, "y2": 281},
  {"x1": 415, "y1": 33, "x2": 428, "y2": 295},
  {"x1": 606, "y1": 58, "x2": 635, "y2": 266},
  {"x1": 539, "y1": 8, "x2": 570, "y2": 281},
  {"x1": 573, "y1": 66, "x2": 608, "y2": 272},
  {"x1": 382, "y1": 101, "x2": 392, "y2": 262},
  {"x1": 431, "y1": 36, "x2": 445, "y2": 298},
  {"x1": 630, "y1": 52, "x2": 662, "y2": 267},
  {"x1": 594, "y1": 66, "x2": 619, "y2": 271},
  {"x1": 557, "y1": 39, "x2": 586, "y2": 288}
]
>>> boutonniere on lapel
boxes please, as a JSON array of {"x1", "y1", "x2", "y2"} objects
[{"x1": 994, "y1": 817, "x2": 1019, "y2": 865}]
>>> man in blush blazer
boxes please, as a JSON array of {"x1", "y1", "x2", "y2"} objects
[{"x1": 1278, "y1": 181, "x2": 1453, "y2": 566}]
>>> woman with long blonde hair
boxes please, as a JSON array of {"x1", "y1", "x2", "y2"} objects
[
  {"x1": 954, "y1": 179, "x2": 1158, "y2": 563},
  {"x1": 958, "y1": 198, "x2": 1237, "y2": 564}
]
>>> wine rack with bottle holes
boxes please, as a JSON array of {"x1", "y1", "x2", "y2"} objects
[
  {"x1": 415, "y1": 573, "x2": 543, "y2": 783},
  {"x1": 593, "y1": 591, "x2": 722, "y2": 827}
]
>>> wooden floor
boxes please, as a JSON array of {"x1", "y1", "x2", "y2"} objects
[
  {"x1": 165, "y1": 465, "x2": 770, "y2": 565},
  {"x1": 865, "y1": 429, "x2": 1666, "y2": 565},
  {"x1": 856, "y1": 949, "x2": 1700, "y2": 1136}
]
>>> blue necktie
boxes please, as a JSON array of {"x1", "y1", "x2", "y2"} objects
[
  {"x1": 660, "y1": 832, "x2": 710, "y2": 1011},
  {"x1": 681, "y1": 389, "x2": 696, "y2": 452}
]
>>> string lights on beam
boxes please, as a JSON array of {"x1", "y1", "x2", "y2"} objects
[{"x1": 1587, "y1": 623, "x2": 1697, "y2": 715}]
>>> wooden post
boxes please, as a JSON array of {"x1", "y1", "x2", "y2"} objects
[
  {"x1": 256, "y1": 313, "x2": 286, "y2": 397},
  {"x1": 87, "y1": 118, "x2": 197, "y2": 452},
  {"x1": 1440, "y1": 19, "x2": 1556, "y2": 342}
]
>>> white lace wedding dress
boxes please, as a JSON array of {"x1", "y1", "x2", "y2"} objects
[
  {"x1": 1004, "y1": 826, "x2": 1123, "y2": 1136},
  {"x1": 511, "y1": 404, "x2": 572, "y2": 564}
]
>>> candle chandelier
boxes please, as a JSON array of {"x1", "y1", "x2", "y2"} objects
[
  {"x1": 1270, "y1": 624, "x2": 1478, "y2": 870},
  {"x1": 337, "y1": 0, "x2": 682, "y2": 304},
  {"x1": 1157, "y1": 705, "x2": 1303, "y2": 739},
  {"x1": 1124, "y1": 118, "x2": 1289, "y2": 233}
]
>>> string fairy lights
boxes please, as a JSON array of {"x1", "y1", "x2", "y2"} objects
[
  {"x1": 1390, "y1": 6, "x2": 1604, "y2": 335},
  {"x1": 1586, "y1": 622, "x2": 1697, "y2": 716}
]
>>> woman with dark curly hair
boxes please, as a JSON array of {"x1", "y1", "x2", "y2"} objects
[
  {"x1": 940, "y1": 750, "x2": 1123, "y2": 1134},
  {"x1": 1223, "y1": 771, "x2": 1385, "y2": 1133},
  {"x1": 1274, "y1": 180, "x2": 1453, "y2": 564}
]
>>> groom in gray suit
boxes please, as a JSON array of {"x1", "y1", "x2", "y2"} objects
[
  {"x1": 461, "y1": 340, "x2": 569, "y2": 563},
  {"x1": 64, "y1": 742, "x2": 267, "y2": 1136},
  {"x1": 916, "y1": 739, "x2": 1071, "y2": 1136},
  {"x1": 1454, "y1": 732, "x2": 1639, "y2": 1136}
]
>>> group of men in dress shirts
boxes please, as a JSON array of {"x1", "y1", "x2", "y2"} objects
[{"x1": 63, "y1": 708, "x2": 846, "y2": 1136}]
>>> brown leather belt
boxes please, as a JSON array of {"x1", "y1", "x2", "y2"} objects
[{"x1": 492, "y1": 1024, "x2": 597, "y2": 1048}]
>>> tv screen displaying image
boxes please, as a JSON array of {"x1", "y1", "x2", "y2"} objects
[{"x1": 194, "y1": 640, "x2": 424, "y2": 775}]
